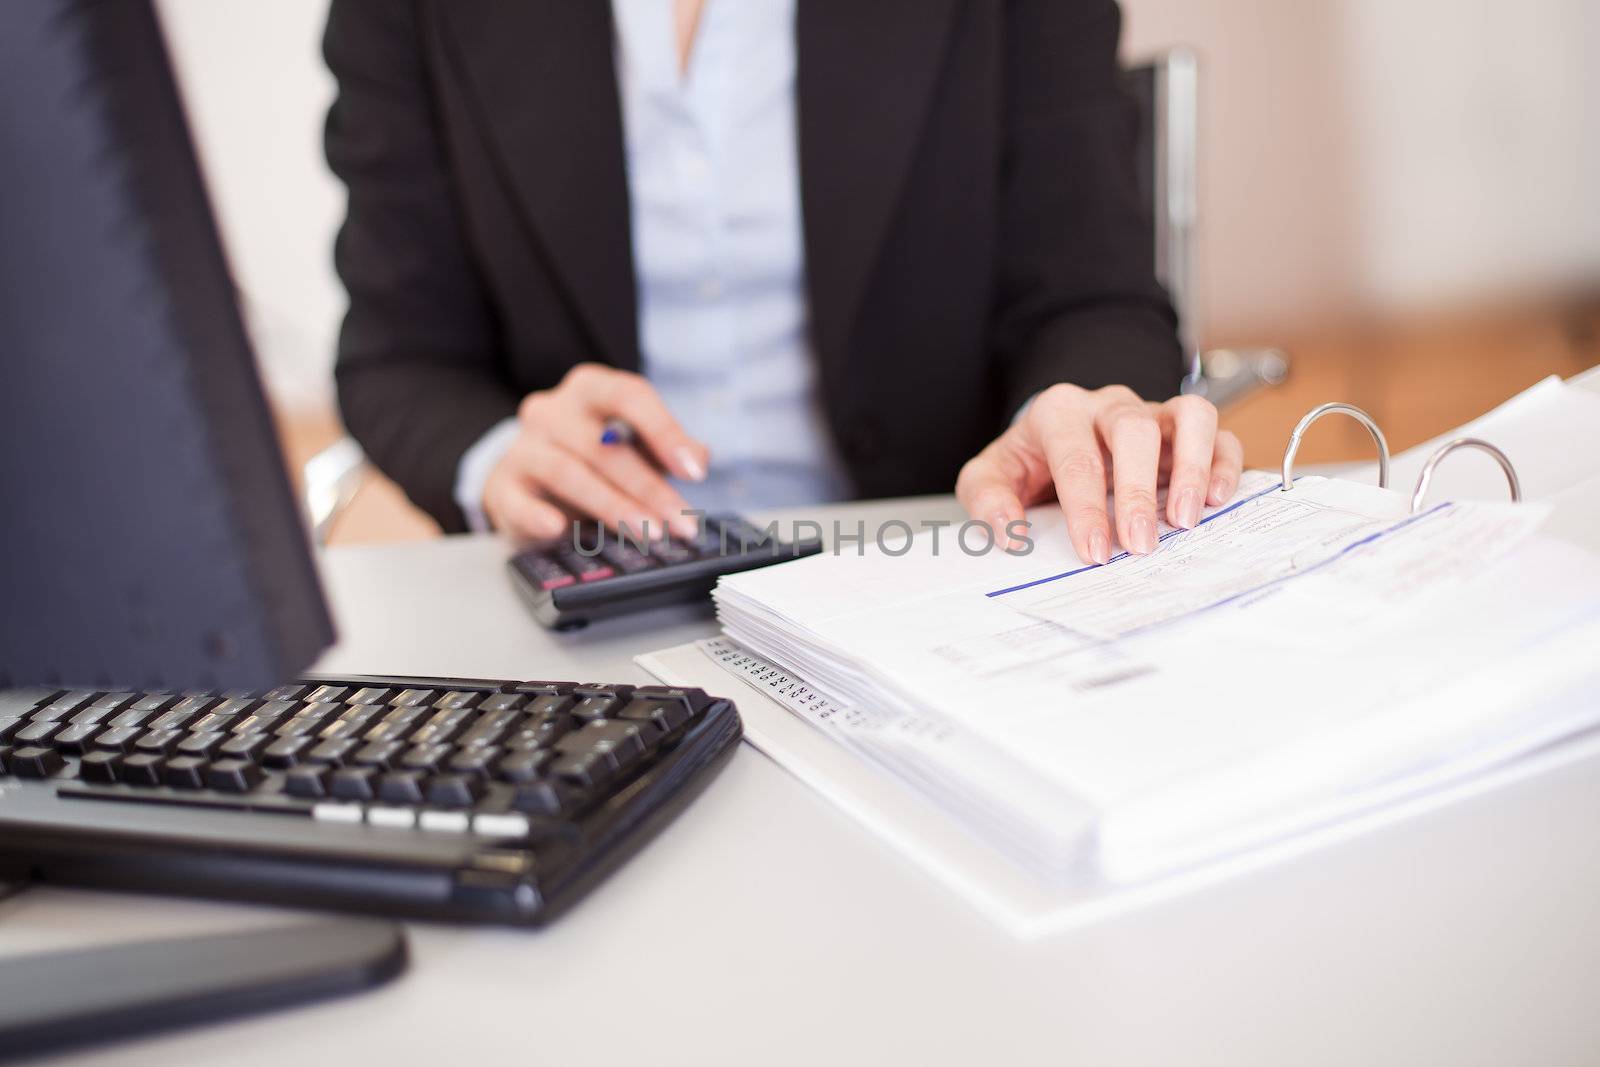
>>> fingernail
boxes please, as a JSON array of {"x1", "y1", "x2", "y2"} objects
[
  {"x1": 1177, "y1": 487, "x2": 1202, "y2": 530},
  {"x1": 670, "y1": 514, "x2": 700, "y2": 540},
  {"x1": 991, "y1": 514, "x2": 1013, "y2": 551},
  {"x1": 677, "y1": 447, "x2": 707, "y2": 483},
  {"x1": 1130, "y1": 515, "x2": 1158, "y2": 555},
  {"x1": 1088, "y1": 529, "x2": 1111, "y2": 565},
  {"x1": 1210, "y1": 477, "x2": 1230, "y2": 505}
]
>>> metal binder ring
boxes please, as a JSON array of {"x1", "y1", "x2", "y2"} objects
[
  {"x1": 1409, "y1": 437, "x2": 1522, "y2": 514},
  {"x1": 1280, "y1": 403, "x2": 1390, "y2": 491}
]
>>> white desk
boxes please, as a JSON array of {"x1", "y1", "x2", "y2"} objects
[{"x1": 11, "y1": 396, "x2": 1600, "y2": 1065}]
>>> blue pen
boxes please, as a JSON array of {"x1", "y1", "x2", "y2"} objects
[{"x1": 599, "y1": 417, "x2": 635, "y2": 447}]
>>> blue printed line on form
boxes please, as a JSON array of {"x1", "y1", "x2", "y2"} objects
[{"x1": 984, "y1": 479, "x2": 1287, "y2": 598}]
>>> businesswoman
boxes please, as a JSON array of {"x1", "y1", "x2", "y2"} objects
[{"x1": 324, "y1": 0, "x2": 1243, "y2": 563}]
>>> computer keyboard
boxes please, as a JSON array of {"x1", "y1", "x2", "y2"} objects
[
  {"x1": 0, "y1": 674, "x2": 741, "y2": 924},
  {"x1": 509, "y1": 513, "x2": 823, "y2": 629}
]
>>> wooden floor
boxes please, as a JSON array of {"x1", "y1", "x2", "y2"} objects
[{"x1": 277, "y1": 304, "x2": 1600, "y2": 545}]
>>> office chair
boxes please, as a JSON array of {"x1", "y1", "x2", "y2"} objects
[
  {"x1": 1123, "y1": 48, "x2": 1289, "y2": 407},
  {"x1": 302, "y1": 48, "x2": 1287, "y2": 544}
]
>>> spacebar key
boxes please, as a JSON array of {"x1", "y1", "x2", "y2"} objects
[{"x1": 55, "y1": 784, "x2": 314, "y2": 816}]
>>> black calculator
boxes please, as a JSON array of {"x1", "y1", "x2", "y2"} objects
[{"x1": 508, "y1": 514, "x2": 823, "y2": 630}]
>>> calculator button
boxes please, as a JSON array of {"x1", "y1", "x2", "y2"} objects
[
  {"x1": 552, "y1": 545, "x2": 614, "y2": 583},
  {"x1": 520, "y1": 554, "x2": 576, "y2": 591},
  {"x1": 598, "y1": 539, "x2": 656, "y2": 574}
]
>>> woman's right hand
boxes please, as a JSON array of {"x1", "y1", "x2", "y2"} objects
[{"x1": 483, "y1": 363, "x2": 709, "y2": 544}]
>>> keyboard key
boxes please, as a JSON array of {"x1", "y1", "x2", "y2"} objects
[
  {"x1": 262, "y1": 684, "x2": 309, "y2": 702},
  {"x1": 511, "y1": 779, "x2": 582, "y2": 817},
  {"x1": 353, "y1": 739, "x2": 407, "y2": 769},
  {"x1": 548, "y1": 747, "x2": 615, "y2": 791},
  {"x1": 571, "y1": 695, "x2": 619, "y2": 722},
  {"x1": 505, "y1": 712, "x2": 573, "y2": 751},
  {"x1": 207, "y1": 696, "x2": 261, "y2": 720},
  {"x1": 92, "y1": 726, "x2": 142, "y2": 754},
  {"x1": 305, "y1": 802, "x2": 361, "y2": 825},
  {"x1": 617, "y1": 696, "x2": 693, "y2": 733},
  {"x1": 306, "y1": 684, "x2": 351, "y2": 704},
  {"x1": 206, "y1": 758, "x2": 265, "y2": 793},
  {"x1": 8, "y1": 745, "x2": 64, "y2": 778},
  {"x1": 0, "y1": 688, "x2": 60, "y2": 719},
  {"x1": 284, "y1": 765, "x2": 331, "y2": 798},
  {"x1": 472, "y1": 813, "x2": 532, "y2": 838},
  {"x1": 151, "y1": 695, "x2": 219, "y2": 732},
  {"x1": 118, "y1": 752, "x2": 165, "y2": 786},
  {"x1": 418, "y1": 810, "x2": 471, "y2": 833},
  {"x1": 162, "y1": 755, "x2": 209, "y2": 790},
  {"x1": 367, "y1": 806, "x2": 416, "y2": 829},
  {"x1": 457, "y1": 709, "x2": 520, "y2": 748},
  {"x1": 31, "y1": 691, "x2": 98, "y2": 723},
  {"x1": 51, "y1": 722, "x2": 101, "y2": 754},
  {"x1": 231, "y1": 701, "x2": 298, "y2": 735},
  {"x1": 191, "y1": 709, "x2": 243, "y2": 734},
  {"x1": 134, "y1": 729, "x2": 184, "y2": 755},
  {"x1": 558, "y1": 719, "x2": 655, "y2": 774},
  {"x1": 0, "y1": 717, "x2": 23, "y2": 745},
  {"x1": 176, "y1": 731, "x2": 228, "y2": 759},
  {"x1": 409, "y1": 708, "x2": 473, "y2": 746},
  {"x1": 82, "y1": 692, "x2": 136, "y2": 718},
  {"x1": 308, "y1": 737, "x2": 360, "y2": 765},
  {"x1": 217, "y1": 732, "x2": 271, "y2": 761},
  {"x1": 399, "y1": 742, "x2": 450, "y2": 771},
  {"x1": 425, "y1": 774, "x2": 485, "y2": 808},
  {"x1": 69, "y1": 705, "x2": 118, "y2": 727},
  {"x1": 389, "y1": 688, "x2": 438, "y2": 708},
  {"x1": 346, "y1": 687, "x2": 395, "y2": 705},
  {"x1": 319, "y1": 705, "x2": 382, "y2": 740},
  {"x1": 15, "y1": 721, "x2": 63, "y2": 746},
  {"x1": 78, "y1": 750, "x2": 121, "y2": 783},
  {"x1": 432, "y1": 691, "x2": 483, "y2": 711},
  {"x1": 329, "y1": 766, "x2": 379, "y2": 801},
  {"x1": 110, "y1": 694, "x2": 176, "y2": 729},
  {"x1": 263, "y1": 735, "x2": 313, "y2": 768},
  {"x1": 377, "y1": 770, "x2": 428, "y2": 805},
  {"x1": 447, "y1": 746, "x2": 500, "y2": 776},
  {"x1": 475, "y1": 692, "x2": 528, "y2": 715},
  {"x1": 495, "y1": 748, "x2": 553, "y2": 783}
]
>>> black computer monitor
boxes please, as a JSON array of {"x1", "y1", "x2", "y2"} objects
[{"x1": 0, "y1": 0, "x2": 334, "y2": 691}]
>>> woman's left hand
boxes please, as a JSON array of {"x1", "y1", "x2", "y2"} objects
[{"x1": 956, "y1": 384, "x2": 1243, "y2": 564}]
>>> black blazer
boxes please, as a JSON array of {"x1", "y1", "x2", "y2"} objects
[{"x1": 324, "y1": 0, "x2": 1183, "y2": 533}]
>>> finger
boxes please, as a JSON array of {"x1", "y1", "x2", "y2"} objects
[
  {"x1": 955, "y1": 436, "x2": 1029, "y2": 551},
  {"x1": 549, "y1": 411, "x2": 699, "y2": 537},
  {"x1": 578, "y1": 367, "x2": 710, "y2": 483},
  {"x1": 1208, "y1": 429, "x2": 1245, "y2": 505},
  {"x1": 1032, "y1": 397, "x2": 1113, "y2": 565},
  {"x1": 1160, "y1": 395, "x2": 1219, "y2": 530},
  {"x1": 488, "y1": 483, "x2": 567, "y2": 545},
  {"x1": 1095, "y1": 400, "x2": 1162, "y2": 555},
  {"x1": 529, "y1": 440, "x2": 663, "y2": 541}
]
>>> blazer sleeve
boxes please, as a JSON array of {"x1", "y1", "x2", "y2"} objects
[
  {"x1": 990, "y1": 0, "x2": 1185, "y2": 414},
  {"x1": 323, "y1": 0, "x2": 519, "y2": 532}
]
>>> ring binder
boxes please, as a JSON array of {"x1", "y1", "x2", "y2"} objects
[
  {"x1": 1281, "y1": 403, "x2": 1390, "y2": 491},
  {"x1": 1410, "y1": 437, "x2": 1523, "y2": 513}
]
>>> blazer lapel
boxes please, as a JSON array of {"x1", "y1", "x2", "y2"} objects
[
  {"x1": 797, "y1": 0, "x2": 960, "y2": 382},
  {"x1": 435, "y1": 1, "x2": 639, "y2": 371}
]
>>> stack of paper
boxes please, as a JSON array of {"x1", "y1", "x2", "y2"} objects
[{"x1": 709, "y1": 464, "x2": 1600, "y2": 886}]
